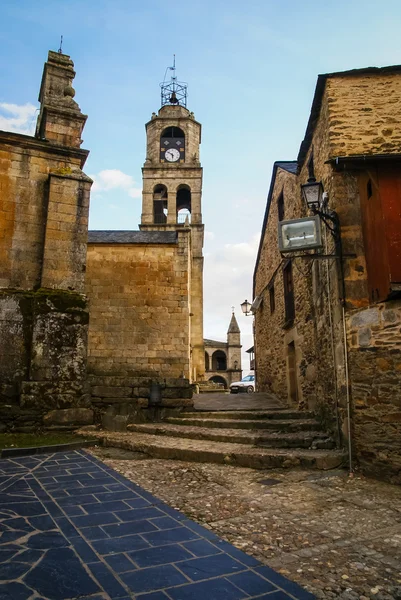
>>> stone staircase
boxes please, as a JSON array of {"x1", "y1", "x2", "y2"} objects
[{"x1": 90, "y1": 408, "x2": 346, "y2": 471}]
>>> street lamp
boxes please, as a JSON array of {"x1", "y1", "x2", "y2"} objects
[
  {"x1": 241, "y1": 299, "x2": 252, "y2": 316},
  {"x1": 301, "y1": 179, "x2": 324, "y2": 211}
]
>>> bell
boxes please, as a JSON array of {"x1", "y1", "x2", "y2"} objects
[{"x1": 169, "y1": 91, "x2": 179, "y2": 104}]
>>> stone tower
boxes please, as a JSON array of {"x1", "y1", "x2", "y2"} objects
[
  {"x1": 227, "y1": 312, "x2": 242, "y2": 373},
  {"x1": 139, "y1": 76, "x2": 205, "y2": 382}
]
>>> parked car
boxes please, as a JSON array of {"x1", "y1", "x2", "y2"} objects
[{"x1": 230, "y1": 374, "x2": 255, "y2": 394}]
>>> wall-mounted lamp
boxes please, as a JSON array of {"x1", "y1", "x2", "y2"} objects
[
  {"x1": 241, "y1": 299, "x2": 252, "y2": 316},
  {"x1": 301, "y1": 179, "x2": 324, "y2": 211},
  {"x1": 278, "y1": 216, "x2": 322, "y2": 253}
]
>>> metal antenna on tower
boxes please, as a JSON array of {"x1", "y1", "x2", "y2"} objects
[
  {"x1": 160, "y1": 55, "x2": 188, "y2": 108},
  {"x1": 58, "y1": 35, "x2": 63, "y2": 54}
]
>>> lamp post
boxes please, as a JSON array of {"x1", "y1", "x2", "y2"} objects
[{"x1": 240, "y1": 299, "x2": 252, "y2": 316}]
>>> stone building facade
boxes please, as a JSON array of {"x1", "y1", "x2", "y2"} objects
[
  {"x1": 0, "y1": 50, "x2": 205, "y2": 431},
  {"x1": 0, "y1": 51, "x2": 93, "y2": 431},
  {"x1": 253, "y1": 66, "x2": 401, "y2": 482},
  {"x1": 204, "y1": 313, "x2": 243, "y2": 388}
]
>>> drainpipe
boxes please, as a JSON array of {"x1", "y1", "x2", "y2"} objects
[{"x1": 331, "y1": 211, "x2": 353, "y2": 475}]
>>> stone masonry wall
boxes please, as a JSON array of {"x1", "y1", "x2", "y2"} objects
[
  {"x1": 347, "y1": 301, "x2": 401, "y2": 483},
  {"x1": 0, "y1": 51, "x2": 93, "y2": 431},
  {"x1": 0, "y1": 289, "x2": 91, "y2": 432},
  {"x1": 326, "y1": 72, "x2": 401, "y2": 158},
  {"x1": 86, "y1": 233, "x2": 193, "y2": 425}
]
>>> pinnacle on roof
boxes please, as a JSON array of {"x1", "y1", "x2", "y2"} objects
[{"x1": 228, "y1": 312, "x2": 240, "y2": 334}]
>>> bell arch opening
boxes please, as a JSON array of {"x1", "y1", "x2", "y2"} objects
[
  {"x1": 153, "y1": 184, "x2": 168, "y2": 224},
  {"x1": 177, "y1": 184, "x2": 191, "y2": 224}
]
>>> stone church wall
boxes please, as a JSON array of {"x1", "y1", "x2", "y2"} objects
[
  {"x1": 85, "y1": 232, "x2": 193, "y2": 425},
  {"x1": 0, "y1": 51, "x2": 93, "y2": 432}
]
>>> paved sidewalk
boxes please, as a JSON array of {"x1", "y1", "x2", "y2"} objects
[{"x1": 0, "y1": 450, "x2": 314, "y2": 600}]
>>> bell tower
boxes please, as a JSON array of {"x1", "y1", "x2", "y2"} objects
[{"x1": 140, "y1": 60, "x2": 205, "y2": 382}]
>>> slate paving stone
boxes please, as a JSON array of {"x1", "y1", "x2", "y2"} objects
[
  {"x1": 80, "y1": 500, "x2": 129, "y2": 513},
  {"x1": 26, "y1": 531, "x2": 68, "y2": 548},
  {"x1": 89, "y1": 561, "x2": 128, "y2": 598},
  {"x1": 0, "y1": 450, "x2": 315, "y2": 600},
  {"x1": 166, "y1": 577, "x2": 246, "y2": 600},
  {"x1": 0, "y1": 547, "x2": 20, "y2": 563},
  {"x1": 257, "y1": 593, "x2": 295, "y2": 599},
  {"x1": 254, "y1": 566, "x2": 316, "y2": 600},
  {"x1": 123, "y1": 497, "x2": 152, "y2": 509},
  {"x1": 142, "y1": 525, "x2": 201, "y2": 546},
  {"x1": 24, "y1": 547, "x2": 100, "y2": 599},
  {"x1": 57, "y1": 493, "x2": 99, "y2": 506},
  {"x1": 0, "y1": 501, "x2": 44, "y2": 515},
  {"x1": 16, "y1": 549, "x2": 44, "y2": 563},
  {"x1": 71, "y1": 537, "x2": 99, "y2": 563},
  {"x1": 120, "y1": 563, "x2": 188, "y2": 593},
  {"x1": 127, "y1": 543, "x2": 194, "y2": 568},
  {"x1": 0, "y1": 581, "x2": 34, "y2": 600},
  {"x1": 136, "y1": 592, "x2": 170, "y2": 600},
  {"x1": 95, "y1": 490, "x2": 140, "y2": 502},
  {"x1": 103, "y1": 519, "x2": 158, "y2": 537},
  {"x1": 227, "y1": 571, "x2": 277, "y2": 595},
  {"x1": 81, "y1": 525, "x2": 111, "y2": 541},
  {"x1": 71, "y1": 512, "x2": 120, "y2": 527},
  {"x1": 114, "y1": 507, "x2": 165, "y2": 521},
  {"x1": 177, "y1": 553, "x2": 245, "y2": 581},
  {"x1": 104, "y1": 552, "x2": 137, "y2": 573},
  {"x1": 2, "y1": 517, "x2": 33, "y2": 531},
  {"x1": 0, "y1": 561, "x2": 31, "y2": 580},
  {"x1": 182, "y1": 538, "x2": 222, "y2": 557},
  {"x1": 29, "y1": 515, "x2": 57, "y2": 530},
  {"x1": 92, "y1": 534, "x2": 151, "y2": 555}
]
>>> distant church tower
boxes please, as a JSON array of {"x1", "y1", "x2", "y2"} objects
[
  {"x1": 227, "y1": 312, "x2": 242, "y2": 374},
  {"x1": 139, "y1": 60, "x2": 205, "y2": 381}
]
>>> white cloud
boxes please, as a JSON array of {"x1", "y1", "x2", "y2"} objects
[
  {"x1": 0, "y1": 102, "x2": 37, "y2": 135},
  {"x1": 90, "y1": 169, "x2": 142, "y2": 199}
]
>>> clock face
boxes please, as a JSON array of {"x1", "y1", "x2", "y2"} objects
[{"x1": 165, "y1": 148, "x2": 180, "y2": 162}]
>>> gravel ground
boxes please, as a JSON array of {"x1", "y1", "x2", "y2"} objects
[{"x1": 89, "y1": 446, "x2": 401, "y2": 600}]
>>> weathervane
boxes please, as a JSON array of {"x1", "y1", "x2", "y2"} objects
[
  {"x1": 58, "y1": 35, "x2": 63, "y2": 54},
  {"x1": 160, "y1": 55, "x2": 188, "y2": 108}
]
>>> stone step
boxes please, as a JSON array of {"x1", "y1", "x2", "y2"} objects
[
  {"x1": 182, "y1": 410, "x2": 316, "y2": 421},
  {"x1": 126, "y1": 422, "x2": 334, "y2": 449},
  {"x1": 165, "y1": 417, "x2": 322, "y2": 432},
  {"x1": 93, "y1": 431, "x2": 346, "y2": 471}
]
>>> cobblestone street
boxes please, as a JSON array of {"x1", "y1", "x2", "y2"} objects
[{"x1": 91, "y1": 447, "x2": 401, "y2": 600}]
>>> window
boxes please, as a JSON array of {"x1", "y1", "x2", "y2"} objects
[
  {"x1": 269, "y1": 284, "x2": 275, "y2": 313},
  {"x1": 277, "y1": 193, "x2": 284, "y2": 222},
  {"x1": 283, "y1": 261, "x2": 295, "y2": 324}
]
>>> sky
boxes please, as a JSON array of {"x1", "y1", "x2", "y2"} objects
[{"x1": 1, "y1": 0, "x2": 401, "y2": 370}]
